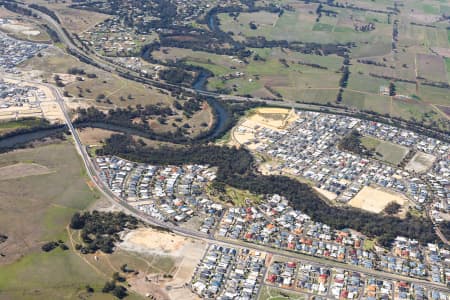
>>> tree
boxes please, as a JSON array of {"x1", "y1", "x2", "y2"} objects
[
  {"x1": 383, "y1": 201, "x2": 401, "y2": 215},
  {"x1": 85, "y1": 285, "x2": 94, "y2": 293},
  {"x1": 113, "y1": 272, "x2": 126, "y2": 282},
  {"x1": 389, "y1": 82, "x2": 396, "y2": 96},
  {"x1": 41, "y1": 241, "x2": 58, "y2": 252},
  {"x1": 102, "y1": 281, "x2": 116, "y2": 293},
  {"x1": 70, "y1": 212, "x2": 85, "y2": 229},
  {"x1": 112, "y1": 286, "x2": 128, "y2": 299}
]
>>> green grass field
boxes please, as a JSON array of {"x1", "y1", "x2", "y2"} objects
[
  {"x1": 445, "y1": 58, "x2": 450, "y2": 80},
  {"x1": 373, "y1": 139, "x2": 409, "y2": 165},
  {"x1": 0, "y1": 142, "x2": 146, "y2": 299},
  {"x1": 0, "y1": 118, "x2": 46, "y2": 136},
  {"x1": 258, "y1": 286, "x2": 307, "y2": 300},
  {"x1": 225, "y1": 186, "x2": 263, "y2": 206}
]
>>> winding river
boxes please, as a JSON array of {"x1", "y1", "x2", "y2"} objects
[{"x1": 0, "y1": 127, "x2": 66, "y2": 150}]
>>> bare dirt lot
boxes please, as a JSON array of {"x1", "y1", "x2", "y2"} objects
[
  {"x1": 232, "y1": 107, "x2": 297, "y2": 149},
  {"x1": 0, "y1": 162, "x2": 52, "y2": 181},
  {"x1": 119, "y1": 228, "x2": 206, "y2": 300},
  {"x1": 405, "y1": 152, "x2": 436, "y2": 173},
  {"x1": 348, "y1": 186, "x2": 408, "y2": 214}
]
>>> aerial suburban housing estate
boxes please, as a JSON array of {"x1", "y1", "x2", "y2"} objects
[{"x1": 0, "y1": 0, "x2": 449, "y2": 299}]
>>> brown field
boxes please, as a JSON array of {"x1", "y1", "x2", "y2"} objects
[
  {"x1": 55, "y1": 7, "x2": 110, "y2": 33},
  {"x1": 0, "y1": 7, "x2": 17, "y2": 18},
  {"x1": 436, "y1": 105, "x2": 450, "y2": 117},
  {"x1": 20, "y1": 0, "x2": 110, "y2": 33},
  {"x1": 232, "y1": 107, "x2": 297, "y2": 149},
  {"x1": 119, "y1": 228, "x2": 206, "y2": 300},
  {"x1": 77, "y1": 127, "x2": 117, "y2": 146},
  {"x1": 0, "y1": 162, "x2": 53, "y2": 181},
  {"x1": 431, "y1": 47, "x2": 450, "y2": 58},
  {"x1": 405, "y1": 152, "x2": 436, "y2": 173},
  {"x1": 348, "y1": 186, "x2": 408, "y2": 214},
  {"x1": 416, "y1": 53, "x2": 448, "y2": 82},
  {"x1": 0, "y1": 21, "x2": 50, "y2": 43}
]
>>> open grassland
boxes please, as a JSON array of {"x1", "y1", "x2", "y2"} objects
[
  {"x1": 153, "y1": 47, "x2": 342, "y2": 101},
  {"x1": 416, "y1": 53, "x2": 448, "y2": 82},
  {"x1": 21, "y1": 48, "x2": 175, "y2": 108},
  {"x1": 0, "y1": 142, "x2": 119, "y2": 299},
  {"x1": 0, "y1": 142, "x2": 101, "y2": 263},
  {"x1": 22, "y1": 0, "x2": 110, "y2": 33},
  {"x1": 219, "y1": 6, "x2": 391, "y2": 47},
  {"x1": 373, "y1": 139, "x2": 409, "y2": 165},
  {"x1": 445, "y1": 58, "x2": 450, "y2": 84},
  {"x1": 0, "y1": 142, "x2": 174, "y2": 299},
  {"x1": 361, "y1": 135, "x2": 409, "y2": 166}
]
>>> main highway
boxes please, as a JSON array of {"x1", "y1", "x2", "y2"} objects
[{"x1": 18, "y1": 4, "x2": 450, "y2": 293}]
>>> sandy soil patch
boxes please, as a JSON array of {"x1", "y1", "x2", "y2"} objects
[
  {"x1": 120, "y1": 228, "x2": 206, "y2": 300},
  {"x1": 0, "y1": 162, "x2": 52, "y2": 181},
  {"x1": 405, "y1": 152, "x2": 436, "y2": 173},
  {"x1": 314, "y1": 187, "x2": 338, "y2": 201},
  {"x1": 232, "y1": 107, "x2": 297, "y2": 148},
  {"x1": 249, "y1": 107, "x2": 298, "y2": 129},
  {"x1": 120, "y1": 228, "x2": 189, "y2": 256},
  {"x1": 0, "y1": 7, "x2": 18, "y2": 18},
  {"x1": 128, "y1": 272, "x2": 170, "y2": 300},
  {"x1": 348, "y1": 186, "x2": 407, "y2": 214}
]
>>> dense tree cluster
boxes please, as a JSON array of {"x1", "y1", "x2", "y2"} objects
[
  {"x1": 41, "y1": 240, "x2": 68, "y2": 252},
  {"x1": 158, "y1": 68, "x2": 193, "y2": 85},
  {"x1": 42, "y1": 24, "x2": 60, "y2": 43},
  {"x1": 29, "y1": 4, "x2": 60, "y2": 23},
  {"x1": 97, "y1": 135, "x2": 441, "y2": 246},
  {"x1": 102, "y1": 280, "x2": 128, "y2": 299},
  {"x1": 383, "y1": 202, "x2": 402, "y2": 215},
  {"x1": 339, "y1": 130, "x2": 372, "y2": 156},
  {"x1": 440, "y1": 222, "x2": 450, "y2": 241},
  {"x1": 70, "y1": 211, "x2": 138, "y2": 254}
]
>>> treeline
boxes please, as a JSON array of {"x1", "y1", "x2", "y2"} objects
[
  {"x1": 0, "y1": 119, "x2": 64, "y2": 140},
  {"x1": 28, "y1": 4, "x2": 60, "y2": 24},
  {"x1": 98, "y1": 134, "x2": 440, "y2": 246},
  {"x1": 42, "y1": 24, "x2": 60, "y2": 43},
  {"x1": 2, "y1": 1, "x2": 34, "y2": 16},
  {"x1": 70, "y1": 211, "x2": 138, "y2": 254}
]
